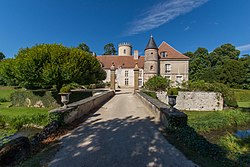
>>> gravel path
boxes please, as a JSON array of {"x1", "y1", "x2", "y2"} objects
[{"x1": 48, "y1": 89, "x2": 197, "y2": 167}]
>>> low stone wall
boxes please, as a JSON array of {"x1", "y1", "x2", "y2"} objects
[
  {"x1": 49, "y1": 90, "x2": 115, "y2": 124},
  {"x1": 156, "y1": 91, "x2": 223, "y2": 111},
  {"x1": 136, "y1": 92, "x2": 187, "y2": 128}
]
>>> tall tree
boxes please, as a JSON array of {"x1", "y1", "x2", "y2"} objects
[
  {"x1": 185, "y1": 48, "x2": 211, "y2": 81},
  {"x1": 77, "y1": 42, "x2": 91, "y2": 53},
  {"x1": 0, "y1": 52, "x2": 5, "y2": 60},
  {"x1": 209, "y1": 44, "x2": 240, "y2": 66},
  {"x1": 103, "y1": 43, "x2": 117, "y2": 55}
]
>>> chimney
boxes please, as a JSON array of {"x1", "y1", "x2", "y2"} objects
[{"x1": 134, "y1": 50, "x2": 139, "y2": 60}]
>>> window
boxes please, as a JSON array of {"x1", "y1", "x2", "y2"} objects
[
  {"x1": 125, "y1": 78, "x2": 129, "y2": 86},
  {"x1": 165, "y1": 75, "x2": 171, "y2": 80},
  {"x1": 139, "y1": 79, "x2": 142, "y2": 86},
  {"x1": 161, "y1": 52, "x2": 167, "y2": 58},
  {"x1": 124, "y1": 49, "x2": 126, "y2": 54},
  {"x1": 139, "y1": 71, "x2": 142, "y2": 78},
  {"x1": 150, "y1": 65, "x2": 154, "y2": 70},
  {"x1": 176, "y1": 76, "x2": 183, "y2": 84},
  {"x1": 125, "y1": 70, "x2": 128, "y2": 77},
  {"x1": 165, "y1": 64, "x2": 171, "y2": 73}
]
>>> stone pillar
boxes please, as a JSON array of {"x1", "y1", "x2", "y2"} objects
[
  {"x1": 134, "y1": 63, "x2": 139, "y2": 93},
  {"x1": 110, "y1": 63, "x2": 116, "y2": 90}
]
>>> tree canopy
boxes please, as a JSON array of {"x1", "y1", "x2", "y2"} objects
[
  {"x1": 184, "y1": 43, "x2": 249, "y2": 89},
  {"x1": 103, "y1": 43, "x2": 117, "y2": 55},
  {"x1": 0, "y1": 44, "x2": 106, "y2": 91},
  {"x1": 77, "y1": 42, "x2": 91, "y2": 53},
  {"x1": 0, "y1": 52, "x2": 5, "y2": 60}
]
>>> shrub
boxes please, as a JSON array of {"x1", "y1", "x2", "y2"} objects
[
  {"x1": 0, "y1": 97, "x2": 8, "y2": 102},
  {"x1": 10, "y1": 90, "x2": 59, "y2": 108},
  {"x1": 0, "y1": 115, "x2": 6, "y2": 127},
  {"x1": 60, "y1": 85, "x2": 71, "y2": 93},
  {"x1": 144, "y1": 75, "x2": 170, "y2": 91},
  {"x1": 143, "y1": 91, "x2": 158, "y2": 99},
  {"x1": 6, "y1": 114, "x2": 48, "y2": 130},
  {"x1": 89, "y1": 84, "x2": 96, "y2": 89},
  {"x1": 96, "y1": 81, "x2": 106, "y2": 88},
  {"x1": 167, "y1": 88, "x2": 178, "y2": 95}
]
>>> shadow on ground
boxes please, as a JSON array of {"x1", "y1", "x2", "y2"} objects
[{"x1": 49, "y1": 116, "x2": 192, "y2": 167}]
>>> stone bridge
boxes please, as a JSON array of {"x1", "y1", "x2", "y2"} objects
[{"x1": 48, "y1": 89, "x2": 196, "y2": 167}]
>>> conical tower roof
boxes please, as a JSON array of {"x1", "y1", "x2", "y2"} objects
[{"x1": 145, "y1": 35, "x2": 158, "y2": 50}]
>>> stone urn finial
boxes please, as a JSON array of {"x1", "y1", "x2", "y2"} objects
[
  {"x1": 167, "y1": 88, "x2": 178, "y2": 111},
  {"x1": 134, "y1": 62, "x2": 139, "y2": 70},
  {"x1": 59, "y1": 93, "x2": 70, "y2": 108},
  {"x1": 111, "y1": 62, "x2": 115, "y2": 71}
]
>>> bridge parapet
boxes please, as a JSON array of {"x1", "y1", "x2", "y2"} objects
[
  {"x1": 136, "y1": 91, "x2": 187, "y2": 129},
  {"x1": 50, "y1": 90, "x2": 115, "y2": 124}
]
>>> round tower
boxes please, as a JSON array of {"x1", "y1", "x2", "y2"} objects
[
  {"x1": 118, "y1": 42, "x2": 132, "y2": 56},
  {"x1": 144, "y1": 35, "x2": 159, "y2": 82}
]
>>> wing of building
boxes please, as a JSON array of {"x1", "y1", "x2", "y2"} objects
[{"x1": 96, "y1": 36, "x2": 190, "y2": 88}]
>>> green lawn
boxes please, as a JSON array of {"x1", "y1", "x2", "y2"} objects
[
  {"x1": 234, "y1": 89, "x2": 250, "y2": 108},
  {"x1": 0, "y1": 86, "x2": 50, "y2": 142},
  {"x1": 0, "y1": 86, "x2": 17, "y2": 98},
  {"x1": 185, "y1": 109, "x2": 250, "y2": 133}
]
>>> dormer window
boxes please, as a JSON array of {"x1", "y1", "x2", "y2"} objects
[{"x1": 161, "y1": 52, "x2": 167, "y2": 58}]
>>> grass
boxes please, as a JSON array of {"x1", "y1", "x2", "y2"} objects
[
  {"x1": 0, "y1": 87, "x2": 17, "y2": 101},
  {"x1": 0, "y1": 86, "x2": 50, "y2": 141},
  {"x1": 219, "y1": 133, "x2": 250, "y2": 165},
  {"x1": 234, "y1": 89, "x2": 250, "y2": 108},
  {"x1": 237, "y1": 102, "x2": 250, "y2": 108},
  {"x1": 185, "y1": 109, "x2": 250, "y2": 133}
]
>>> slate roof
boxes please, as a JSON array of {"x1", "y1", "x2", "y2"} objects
[
  {"x1": 158, "y1": 42, "x2": 190, "y2": 60},
  {"x1": 96, "y1": 56, "x2": 144, "y2": 69},
  {"x1": 145, "y1": 36, "x2": 158, "y2": 50}
]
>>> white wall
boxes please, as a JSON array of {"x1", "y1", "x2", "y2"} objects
[
  {"x1": 157, "y1": 91, "x2": 223, "y2": 111},
  {"x1": 103, "y1": 68, "x2": 144, "y2": 88}
]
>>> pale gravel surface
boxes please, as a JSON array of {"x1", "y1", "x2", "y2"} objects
[{"x1": 48, "y1": 89, "x2": 197, "y2": 167}]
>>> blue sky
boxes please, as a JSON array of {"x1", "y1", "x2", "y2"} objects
[{"x1": 1, "y1": 0, "x2": 250, "y2": 58}]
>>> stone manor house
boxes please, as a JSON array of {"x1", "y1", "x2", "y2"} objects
[{"x1": 97, "y1": 36, "x2": 190, "y2": 88}]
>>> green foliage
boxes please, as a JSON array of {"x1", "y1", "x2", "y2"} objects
[
  {"x1": 167, "y1": 88, "x2": 178, "y2": 95},
  {"x1": 0, "y1": 115, "x2": 6, "y2": 127},
  {"x1": 234, "y1": 89, "x2": 250, "y2": 102},
  {"x1": 185, "y1": 110, "x2": 250, "y2": 133},
  {"x1": 59, "y1": 85, "x2": 71, "y2": 93},
  {"x1": 182, "y1": 81, "x2": 238, "y2": 107},
  {"x1": 0, "y1": 52, "x2": 5, "y2": 60},
  {"x1": 10, "y1": 90, "x2": 59, "y2": 108},
  {"x1": 48, "y1": 112, "x2": 65, "y2": 126},
  {"x1": 143, "y1": 91, "x2": 158, "y2": 99},
  {"x1": 0, "y1": 98, "x2": 8, "y2": 103},
  {"x1": 96, "y1": 81, "x2": 106, "y2": 88},
  {"x1": 5, "y1": 114, "x2": 48, "y2": 130},
  {"x1": 165, "y1": 126, "x2": 232, "y2": 166},
  {"x1": 0, "y1": 44, "x2": 105, "y2": 91},
  {"x1": 103, "y1": 43, "x2": 117, "y2": 55},
  {"x1": 185, "y1": 44, "x2": 249, "y2": 89},
  {"x1": 144, "y1": 75, "x2": 170, "y2": 91},
  {"x1": 77, "y1": 42, "x2": 91, "y2": 53},
  {"x1": 0, "y1": 59, "x2": 19, "y2": 86},
  {"x1": 219, "y1": 133, "x2": 250, "y2": 165}
]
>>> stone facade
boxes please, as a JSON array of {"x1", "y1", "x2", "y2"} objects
[
  {"x1": 156, "y1": 91, "x2": 223, "y2": 111},
  {"x1": 97, "y1": 36, "x2": 190, "y2": 88}
]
